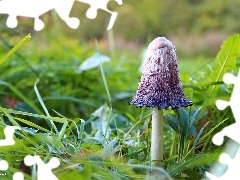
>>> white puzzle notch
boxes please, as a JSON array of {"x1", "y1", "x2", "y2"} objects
[
  {"x1": 0, "y1": 0, "x2": 123, "y2": 31},
  {"x1": 206, "y1": 70, "x2": 240, "y2": 179}
]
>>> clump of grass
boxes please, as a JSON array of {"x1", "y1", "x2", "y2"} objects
[{"x1": 0, "y1": 32, "x2": 239, "y2": 179}]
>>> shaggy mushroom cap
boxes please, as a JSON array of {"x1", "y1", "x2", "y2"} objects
[{"x1": 129, "y1": 37, "x2": 193, "y2": 110}]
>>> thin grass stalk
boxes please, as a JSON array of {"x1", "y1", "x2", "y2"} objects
[
  {"x1": 44, "y1": 120, "x2": 68, "y2": 162},
  {"x1": 95, "y1": 39, "x2": 113, "y2": 143},
  {"x1": 0, "y1": 80, "x2": 42, "y2": 114},
  {"x1": 169, "y1": 131, "x2": 177, "y2": 158},
  {"x1": 34, "y1": 79, "x2": 58, "y2": 133},
  {"x1": 95, "y1": 40, "x2": 112, "y2": 108},
  {"x1": 76, "y1": 119, "x2": 85, "y2": 153},
  {"x1": 0, "y1": 34, "x2": 31, "y2": 66},
  {"x1": 1, "y1": 107, "x2": 68, "y2": 123}
]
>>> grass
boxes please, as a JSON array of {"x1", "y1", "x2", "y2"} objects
[{"x1": 0, "y1": 31, "x2": 239, "y2": 179}]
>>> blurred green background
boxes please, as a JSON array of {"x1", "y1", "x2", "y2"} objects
[
  {"x1": 66, "y1": 0, "x2": 240, "y2": 57},
  {"x1": 1, "y1": 0, "x2": 240, "y2": 57}
]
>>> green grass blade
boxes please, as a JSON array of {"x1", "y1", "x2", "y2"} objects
[
  {"x1": 34, "y1": 79, "x2": 58, "y2": 133},
  {"x1": 200, "y1": 118, "x2": 228, "y2": 141},
  {"x1": 0, "y1": 80, "x2": 42, "y2": 114},
  {"x1": 183, "y1": 122, "x2": 209, "y2": 159},
  {"x1": 56, "y1": 120, "x2": 68, "y2": 146},
  {"x1": 79, "y1": 119, "x2": 85, "y2": 142},
  {"x1": 51, "y1": 109, "x2": 84, "y2": 153},
  {"x1": 75, "y1": 119, "x2": 85, "y2": 153},
  {"x1": 95, "y1": 39, "x2": 112, "y2": 108},
  {"x1": 0, "y1": 34, "x2": 31, "y2": 66},
  {"x1": 42, "y1": 96, "x2": 98, "y2": 108},
  {"x1": 95, "y1": 39, "x2": 113, "y2": 142},
  {"x1": 0, "y1": 107, "x2": 68, "y2": 123},
  {"x1": 169, "y1": 154, "x2": 214, "y2": 176},
  {"x1": 44, "y1": 120, "x2": 68, "y2": 161},
  {"x1": 14, "y1": 117, "x2": 51, "y2": 133}
]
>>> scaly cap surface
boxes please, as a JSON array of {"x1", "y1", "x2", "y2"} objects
[{"x1": 129, "y1": 37, "x2": 193, "y2": 109}]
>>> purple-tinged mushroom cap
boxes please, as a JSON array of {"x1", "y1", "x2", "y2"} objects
[{"x1": 129, "y1": 37, "x2": 193, "y2": 110}]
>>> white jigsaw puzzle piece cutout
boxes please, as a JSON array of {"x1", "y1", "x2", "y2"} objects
[
  {"x1": 206, "y1": 70, "x2": 240, "y2": 179},
  {"x1": 0, "y1": 126, "x2": 25, "y2": 179},
  {"x1": 213, "y1": 72, "x2": 240, "y2": 145},
  {"x1": 0, "y1": 160, "x2": 8, "y2": 171},
  {"x1": 206, "y1": 147, "x2": 240, "y2": 179},
  {"x1": 77, "y1": 0, "x2": 123, "y2": 30},
  {"x1": 0, "y1": 0, "x2": 53, "y2": 30},
  {"x1": 13, "y1": 172, "x2": 24, "y2": 180},
  {"x1": 0, "y1": 126, "x2": 60, "y2": 179},
  {"x1": 0, "y1": 0, "x2": 79, "y2": 31},
  {"x1": 0, "y1": 126, "x2": 17, "y2": 146},
  {"x1": 0, "y1": 0, "x2": 122, "y2": 31},
  {"x1": 24, "y1": 155, "x2": 60, "y2": 180}
]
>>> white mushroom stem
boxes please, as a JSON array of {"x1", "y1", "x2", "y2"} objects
[{"x1": 151, "y1": 107, "x2": 163, "y2": 169}]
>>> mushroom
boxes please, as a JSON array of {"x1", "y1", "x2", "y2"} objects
[{"x1": 129, "y1": 37, "x2": 193, "y2": 170}]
